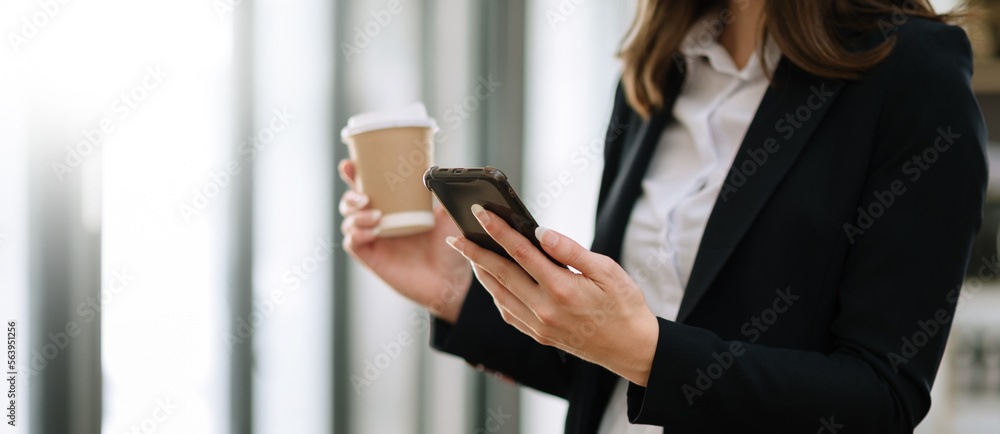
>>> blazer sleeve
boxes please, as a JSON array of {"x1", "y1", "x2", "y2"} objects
[
  {"x1": 626, "y1": 23, "x2": 988, "y2": 432},
  {"x1": 430, "y1": 277, "x2": 578, "y2": 398}
]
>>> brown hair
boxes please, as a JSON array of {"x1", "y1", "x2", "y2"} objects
[{"x1": 618, "y1": 0, "x2": 966, "y2": 118}]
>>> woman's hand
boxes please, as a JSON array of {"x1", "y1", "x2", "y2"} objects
[
  {"x1": 339, "y1": 159, "x2": 473, "y2": 323},
  {"x1": 445, "y1": 204, "x2": 660, "y2": 386}
]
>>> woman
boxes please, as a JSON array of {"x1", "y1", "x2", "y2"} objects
[{"x1": 339, "y1": 0, "x2": 988, "y2": 432}]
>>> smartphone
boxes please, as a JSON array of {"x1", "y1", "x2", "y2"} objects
[{"x1": 423, "y1": 166, "x2": 563, "y2": 267}]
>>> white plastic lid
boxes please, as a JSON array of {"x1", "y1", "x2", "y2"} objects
[{"x1": 340, "y1": 102, "x2": 439, "y2": 140}]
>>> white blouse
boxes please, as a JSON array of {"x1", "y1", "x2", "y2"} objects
[{"x1": 596, "y1": 28, "x2": 782, "y2": 434}]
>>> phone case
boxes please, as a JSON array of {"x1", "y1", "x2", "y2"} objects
[{"x1": 423, "y1": 166, "x2": 563, "y2": 267}]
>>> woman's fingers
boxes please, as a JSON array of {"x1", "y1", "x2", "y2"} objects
[
  {"x1": 337, "y1": 158, "x2": 370, "y2": 216},
  {"x1": 340, "y1": 209, "x2": 381, "y2": 252},
  {"x1": 534, "y1": 226, "x2": 613, "y2": 279},
  {"x1": 338, "y1": 159, "x2": 375, "y2": 219},
  {"x1": 470, "y1": 205, "x2": 558, "y2": 284},
  {"x1": 342, "y1": 228, "x2": 378, "y2": 255},
  {"x1": 338, "y1": 158, "x2": 358, "y2": 191},
  {"x1": 472, "y1": 265, "x2": 553, "y2": 344},
  {"x1": 338, "y1": 191, "x2": 370, "y2": 216},
  {"x1": 447, "y1": 235, "x2": 543, "y2": 306},
  {"x1": 342, "y1": 209, "x2": 381, "y2": 232}
]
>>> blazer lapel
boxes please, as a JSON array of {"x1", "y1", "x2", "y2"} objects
[
  {"x1": 675, "y1": 58, "x2": 845, "y2": 323},
  {"x1": 591, "y1": 63, "x2": 686, "y2": 260},
  {"x1": 591, "y1": 110, "x2": 667, "y2": 259}
]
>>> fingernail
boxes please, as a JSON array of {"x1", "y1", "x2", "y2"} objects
[
  {"x1": 369, "y1": 209, "x2": 382, "y2": 221},
  {"x1": 535, "y1": 226, "x2": 557, "y2": 247},
  {"x1": 471, "y1": 204, "x2": 489, "y2": 224},
  {"x1": 350, "y1": 193, "x2": 368, "y2": 206},
  {"x1": 446, "y1": 236, "x2": 464, "y2": 250}
]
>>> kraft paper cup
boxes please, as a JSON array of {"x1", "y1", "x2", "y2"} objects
[{"x1": 341, "y1": 103, "x2": 438, "y2": 237}]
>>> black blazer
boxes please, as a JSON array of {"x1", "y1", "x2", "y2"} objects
[{"x1": 431, "y1": 17, "x2": 988, "y2": 433}]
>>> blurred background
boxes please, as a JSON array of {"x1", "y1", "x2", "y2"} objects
[{"x1": 0, "y1": 0, "x2": 997, "y2": 433}]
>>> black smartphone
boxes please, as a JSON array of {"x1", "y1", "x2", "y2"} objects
[{"x1": 423, "y1": 166, "x2": 563, "y2": 267}]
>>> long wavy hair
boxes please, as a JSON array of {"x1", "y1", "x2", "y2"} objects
[{"x1": 618, "y1": 0, "x2": 968, "y2": 118}]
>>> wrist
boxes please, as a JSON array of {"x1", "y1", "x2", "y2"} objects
[
  {"x1": 618, "y1": 312, "x2": 660, "y2": 387},
  {"x1": 427, "y1": 269, "x2": 473, "y2": 324}
]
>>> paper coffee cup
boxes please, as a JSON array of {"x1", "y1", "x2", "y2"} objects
[{"x1": 341, "y1": 103, "x2": 438, "y2": 237}]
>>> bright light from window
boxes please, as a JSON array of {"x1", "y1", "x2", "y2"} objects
[{"x1": 60, "y1": 1, "x2": 234, "y2": 433}]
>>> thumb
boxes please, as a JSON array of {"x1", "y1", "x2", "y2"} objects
[{"x1": 534, "y1": 226, "x2": 607, "y2": 276}]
